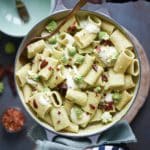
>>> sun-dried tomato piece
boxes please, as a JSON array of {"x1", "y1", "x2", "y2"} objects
[
  {"x1": 2, "y1": 108, "x2": 25, "y2": 133},
  {"x1": 89, "y1": 104, "x2": 96, "y2": 110},
  {"x1": 40, "y1": 60, "x2": 48, "y2": 69},
  {"x1": 33, "y1": 99, "x2": 38, "y2": 109}
]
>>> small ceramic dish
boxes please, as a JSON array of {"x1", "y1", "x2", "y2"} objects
[{"x1": 0, "y1": 0, "x2": 56, "y2": 37}]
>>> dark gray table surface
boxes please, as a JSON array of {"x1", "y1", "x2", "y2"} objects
[{"x1": 0, "y1": 1, "x2": 150, "y2": 150}]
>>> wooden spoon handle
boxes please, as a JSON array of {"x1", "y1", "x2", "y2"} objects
[{"x1": 30, "y1": 0, "x2": 87, "y2": 43}]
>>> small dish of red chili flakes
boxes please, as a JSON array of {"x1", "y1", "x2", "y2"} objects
[{"x1": 1, "y1": 108, "x2": 25, "y2": 133}]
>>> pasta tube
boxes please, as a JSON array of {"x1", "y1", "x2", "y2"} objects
[
  {"x1": 50, "y1": 91, "x2": 63, "y2": 107},
  {"x1": 116, "y1": 90, "x2": 132, "y2": 111},
  {"x1": 78, "y1": 54, "x2": 95, "y2": 76},
  {"x1": 110, "y1": 30, "x2": 133, "y2": 52},
  {"x1": 27, "y1": 40, "x2": 45, "y2": 58},
  {"x1": 127, "y1": 59, "x2": 139, "y2": 76},
  {"x1": 65, "y1": 89, "x2": 87, "y2": 106},
  {"x1": 50, "y1": 106, "x2": 70, "y2": 131},
  {"x1": 114, "y1": 49, "x2": 134, "y2": 73}
]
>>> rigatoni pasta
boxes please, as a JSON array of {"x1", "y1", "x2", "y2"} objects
[{"x1": 16, "y1": 13, "x2": 139, "y2": 133}]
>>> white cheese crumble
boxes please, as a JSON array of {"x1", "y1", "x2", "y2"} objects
[
  {"x1": 37, "y1": 94, "x2": 50, "y2": 106},
  {"x1": 85, "y1": 23, "x2": 100, "y2": 34},
  {"x1": 104, "y1": 93, "x2": 113, "y2": 103},
  {"x1": 99, "y1": 46, "x2": 118, "y2": 66},
  {"x1": 101, "y1": 112, "x2": 112, "y2": 124}
]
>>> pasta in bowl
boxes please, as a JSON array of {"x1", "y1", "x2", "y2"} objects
[{"x1": 15, "y1": 10, "x2": 140, "y2": 137}]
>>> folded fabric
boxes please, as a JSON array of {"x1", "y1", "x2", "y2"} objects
[{"x1": 27, "y1": 120, "x2": 137, "y2": 150}]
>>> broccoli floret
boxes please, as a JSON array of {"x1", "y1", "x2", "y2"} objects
[
  {"x1": 94, "y1": 86, "x2": 101, "y2": 92},
  {"x1": 74, "y1": 76, "x2": 83, "y2": 84},
  {"x1": 46, "y1": 20, "x2": 57, "y2": 32},
  {"x1": 48, "y1": 36, "x2": 57, "y2": 44},
  {"x1": 74, "y1": 54, "x2": 84, "y2": 65},
  {"x1": 98, "y1": 31, "x2": 110, "y2": 41},
  {"x1": 68, "y1": 47, "x2": 77, "y2": 56},
  {"x1": 112, "y1": 92, "x2": 122, "y2": 101}
]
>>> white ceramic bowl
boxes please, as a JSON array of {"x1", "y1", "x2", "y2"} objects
[{"x1": 15, "y1": 10, "x2": 141, "y2": 137}]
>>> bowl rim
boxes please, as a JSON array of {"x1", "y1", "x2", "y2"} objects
[{"x1": 14, "y1": 9, "x2": 141, "y2": 137}]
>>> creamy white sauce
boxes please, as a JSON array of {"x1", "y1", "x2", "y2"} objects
[{"x1": 85, "y1": 23, "x2": 100, "y2": 33}]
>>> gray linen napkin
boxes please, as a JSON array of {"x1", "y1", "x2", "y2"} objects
[{"x1": 27, "y1": 120, "x2": 137, "y2": 150}]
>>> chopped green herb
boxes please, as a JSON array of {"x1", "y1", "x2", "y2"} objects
[
  {"x1": 94, "y1": 86, "x2": 101, "y2": 92},
  {"x1": 0, "y1": 82, "x2": 4, "y2": 93},
  {"x1": 4, "y1": 42, "x2": 15, "y2": 54},
  {"x1": 68, "y1": 47, "x2": 76, "y2": 56},
  {"x1": 46, "y1": 20, "x2": 57, "y2": 32},
  {"x1": 112, "y1": 92, "x2": 122, "y2": 101},
  {"x1": 48, "y1": 36, "x2": 57, "y2": 44},
  {"x1": 74, "y1": 54, "x2": 84, "y2": 65},
  {"x1": 74, "y1": 106, "x2": 83, "y2": 119},
  {"x1": 98, "y1": 31, "x2": 109, "y2": 40},
  {"x1": 74, "y1": 76, "x2": 83, "y2": 84}
]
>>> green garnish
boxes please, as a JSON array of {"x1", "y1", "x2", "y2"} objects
[
  {"x1": 112, "y1": 92, "x2": 122, "y2": 101},
  {"x1": 74, "y1": 54, "x2": 84, "y2": 65},
  {"x1": 0, "y1": 82, "x2": 4, "y2": 93},
  {"x1": 98, "y1": 31, "x2": 109, "y2": 40},
  {"x1": 60, "y1": 55, "x2": 68, "y2": 64},
  {"x1": 33, "y1": 76, "x2": 40, "y2": 82},
  {"x1": 74, "y1": 76, "x2": 83, "y2": 84},
  {"x1": 46, "y1": 20, "x2": 57, "y2": 32},
  {"x1": 74, "y1": 106, "x2": 83, "y2": 119},
  {"x1": 48, "y1": 36, "x2": 57, "y2": 44},
  {"x1": 94, "y1": 86, "x2": 101, "y2": 92},
  {"x1": 4, "y1": 42, "x2": 15, "y2": 54},
  {"x1": 68, "y1": 47, "x2": 76, "y2": 56}
]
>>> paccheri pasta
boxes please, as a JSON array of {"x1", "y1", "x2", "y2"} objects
[{"x1": 16, "y1": 14, "x2": 139, "y2": 133}]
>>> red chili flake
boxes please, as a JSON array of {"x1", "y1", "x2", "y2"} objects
[
  {"x1": 57, "y1": 111, "x2": 61, "y2": 115},
  {"x1": 89, "y1": 104, "x2": 96, "y2": 110},
  {"x1": 92, "y1": 64, "x2": 98, "y2": 72},
  {"x1": 33, "y1": 100, "x2": 38, "y2": 109},
  {"x1": 102, "y1": 75, "x2": 108, "y2": 82},
  {"x1": 103, "y1": 93, "x2": 106, "y2": 96},
  {"x1": 48, "y1": 66, "x2": 53, "y2": 71},
  {"x1": 57, "y1": 120, "x2": 61, "y2": 124},
  {"x1": 55, "y1": 76, "x2": 58, "y2": 80},
  {"x1": 2, "y1": 108, "x2": 25, "y2": 133},
  {"x1": 40, "y1": 60, "x2": 48, "y2": 69},
  {"x1": 95, "y1": 45, "x2": 101, "y2": 52}
]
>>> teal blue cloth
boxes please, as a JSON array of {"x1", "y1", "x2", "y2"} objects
[{"x1": 27, "y1": 121, "x2": 137, "y2": 150}]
